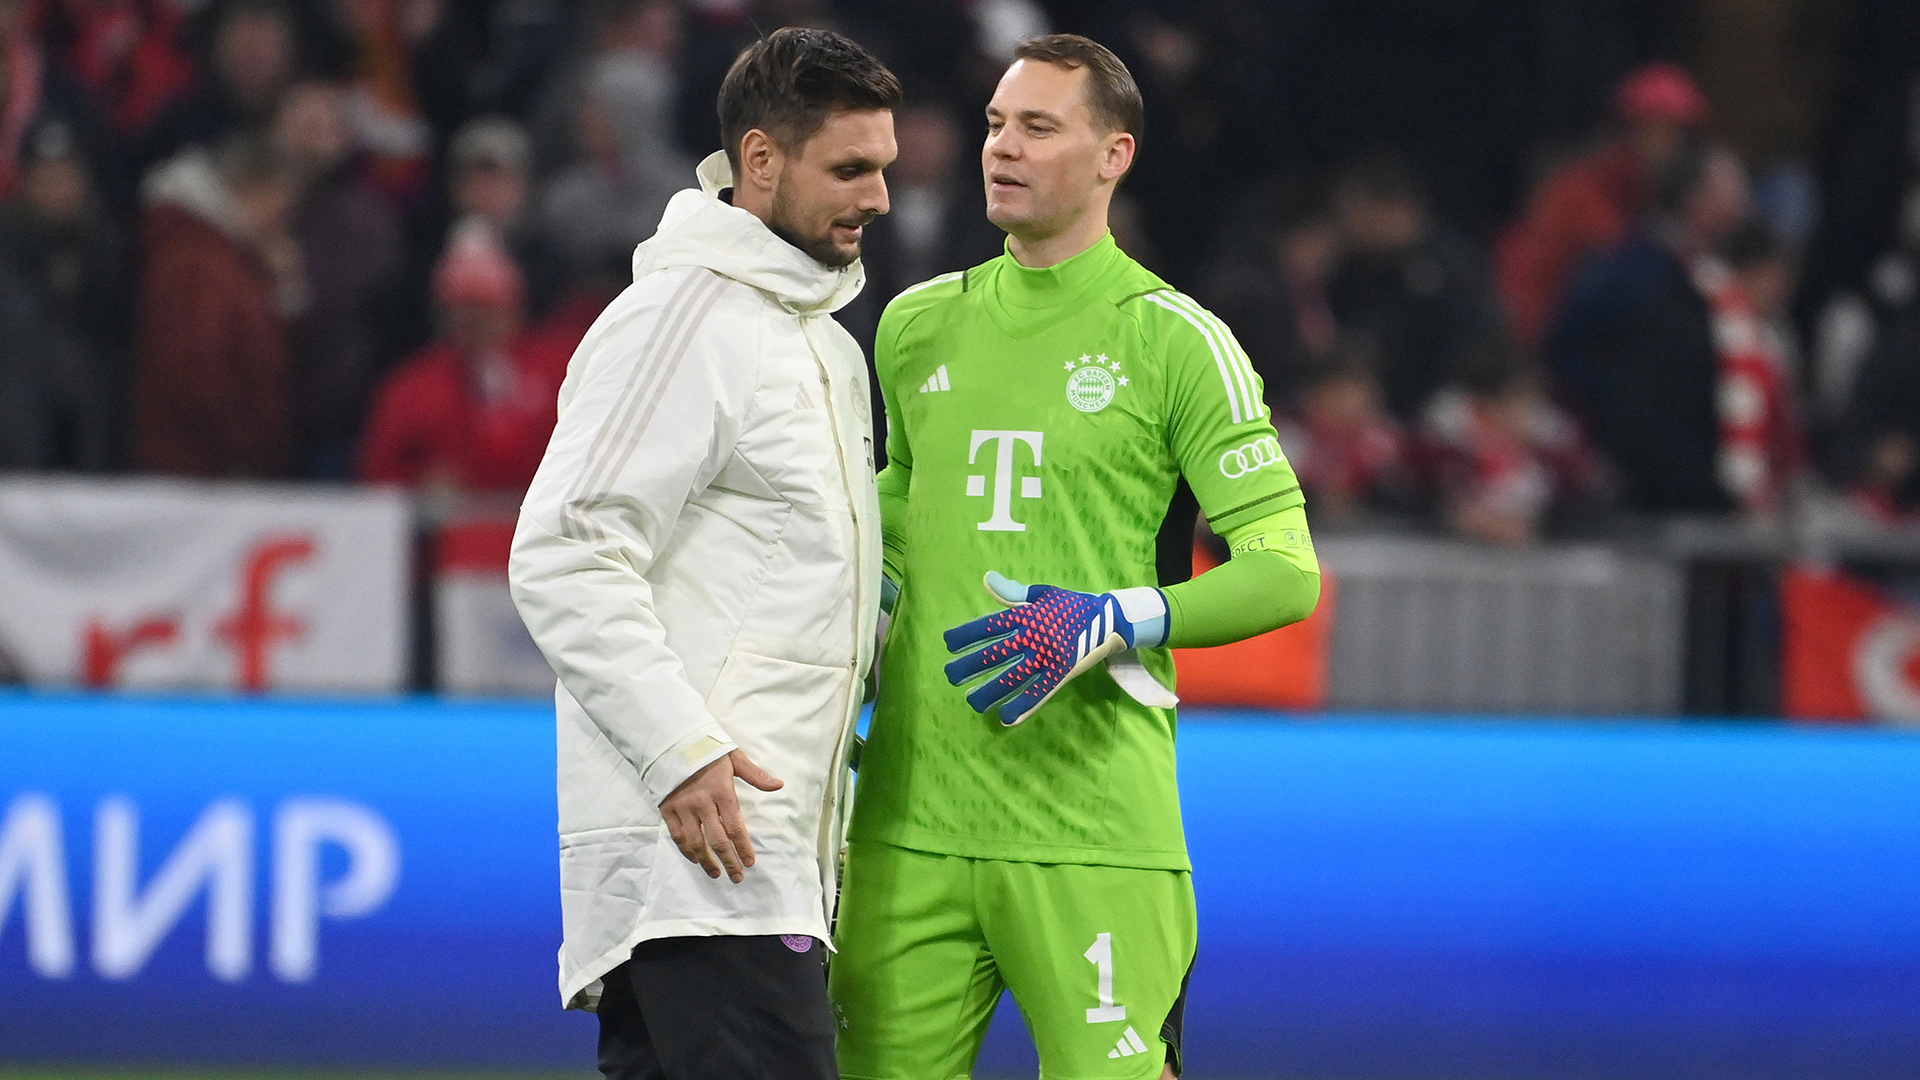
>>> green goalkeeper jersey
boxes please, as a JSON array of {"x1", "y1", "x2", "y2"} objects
[{"x1": 851, "y1": 233, "x2": 1306, "y2": 870}]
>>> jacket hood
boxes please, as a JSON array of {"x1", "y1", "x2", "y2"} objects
[
  {"x1": 632, "y1": 151, "x2": 865, "y2": 316},
  {"x1": 141, "y1": 149, "x2": 246, "y2": 242}
]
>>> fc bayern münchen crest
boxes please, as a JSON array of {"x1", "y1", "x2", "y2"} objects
[{"x1": 1066, "y1": 352, "x2": 1125, "y2": 413}]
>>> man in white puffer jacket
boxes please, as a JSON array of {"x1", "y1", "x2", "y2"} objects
[{"x1": 508, "y1": 28, "x2": 898, "y2": 1080}]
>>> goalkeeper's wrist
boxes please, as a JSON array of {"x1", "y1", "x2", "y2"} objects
[{"x1": 1109, "y1": 586, "x2": 1170, "y2": 649}]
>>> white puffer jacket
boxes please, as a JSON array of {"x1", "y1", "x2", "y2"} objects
[{"x1": 510, "y1": 152, "x2": 880, "y2": 1011}]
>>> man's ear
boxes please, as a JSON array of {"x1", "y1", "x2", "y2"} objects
[
  {"x1": 1098, "y1": 131, "x2": 1136, "y2": 184},
  {"x1": 739, "y1": 128, "x2": 782, "y2": 192}
]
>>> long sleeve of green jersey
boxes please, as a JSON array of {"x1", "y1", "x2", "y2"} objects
[
  {"x1": 1164, "y1": 504, "x2": 1319, "y2": 648},
  {"x1": 1142, "y1": 289, "x2": 1306, "y2": 532},
  {"x1": 875, "y1": 407, "x2": 909, "y2": 589},
  {"x1": 1134, "y1": 288, "x2": 1319, "y2": 647}
]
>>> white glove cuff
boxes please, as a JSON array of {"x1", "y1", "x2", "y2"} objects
[{"x1": 1110, "y1": 586, "x2": 1170, "y2": 649}]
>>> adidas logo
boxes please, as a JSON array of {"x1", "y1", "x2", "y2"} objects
[
  {"x1": 1107, "y1": 1025, "x2": 1151, "y2": 1059},
  {"x1": 795, "y1": 383, "x2": 818, "y2": 410},
  {"x1": 917, "y1": 365, "x2": 951, "y2": 393}
]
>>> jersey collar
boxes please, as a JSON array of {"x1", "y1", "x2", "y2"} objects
[{"x1": 982, "y1": 232, "x2": 1126, "y2": 338}]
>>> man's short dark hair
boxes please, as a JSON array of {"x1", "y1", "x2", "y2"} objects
[
  {"x1": 1012, "y1": 33, "x2": 1144, "y2": 141},
  {"x1": 717, "y1": 27, "x2": 902, "y2": 176}
]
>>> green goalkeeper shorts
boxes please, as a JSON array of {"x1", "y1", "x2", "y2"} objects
[{"x1": 829, "y1": 840, "x2": 1198, "y2": 1079}]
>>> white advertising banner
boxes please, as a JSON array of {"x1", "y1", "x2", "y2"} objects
[
  {"x1": 431, "y1": 518, "x2": 554, "y2": 698},
  {"x1": 435, "y1": 578, "x2": 555, "y2": 697},
  {"x1": 0, "y1": 478, "x2": 411, "y2": 692}
]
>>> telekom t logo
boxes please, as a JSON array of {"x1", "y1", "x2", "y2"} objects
[{"x1": 966, "y1": 430, "x2": 1045, "y2": 532}]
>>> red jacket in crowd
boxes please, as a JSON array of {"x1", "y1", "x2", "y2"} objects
[
  {"x1": 130, "y1": 159, "x2": 294, "y2": 478},
  {"x1": 358, "y1": 334, "x2": 569, "y2": 495},
  {"x1": 33, "y1": 0, "x2": 195, "y2": 135},
  {"x1": 1496, "y1": 63, "x2": 1711, "y2": 349},
  {"x1": 1495, "y1": 142, "x2": 1647, "y2": 349}
]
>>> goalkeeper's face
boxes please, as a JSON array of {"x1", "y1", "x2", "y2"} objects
[{"x1": 982, "y1": 60, "x2": 1133, "y2": 240}]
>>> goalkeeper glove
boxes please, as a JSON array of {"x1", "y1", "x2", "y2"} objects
[{"x1": 943, "y1": 571, "x2": 1177, "y2": 725}]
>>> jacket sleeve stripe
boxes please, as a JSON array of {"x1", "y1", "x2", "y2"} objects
[
  {"x1": 564, "y1": 269, "x2": 729, "y2": 540},
  {"x1": 561, "y1": 268, "x2": 709, "y2": 539},
  {"x1": 564, "y1": 273, "x2": 730, "y2": 546},
  {"x1": 1144, "y1": 291, "x2": 1247, "y2": 425},
  {"x1": 1164, "y1": 289, "x2": 1266, "y2": 420},
  {"x1": 584, "y1": 276, "x2": 732, "y2": 521},
  {"x1": 562, "y1": 270, "x2": 731, "y2": 543}
]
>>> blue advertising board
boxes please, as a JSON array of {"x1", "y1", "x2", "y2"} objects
[{"x1": 2, "y1": 694, "x2": 1918, "y2": 1079}]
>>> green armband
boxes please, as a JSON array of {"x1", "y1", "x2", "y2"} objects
[{"x1": 1220, "y1": 502, "x2": 1317, "y2": 576}]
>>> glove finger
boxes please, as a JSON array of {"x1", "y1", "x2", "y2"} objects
[
  {"x1": 965, "y1": 658, "x2": 1040, "y2": 713},
  {"x1": 943, "y1": 609, "x2": 1021, "y2": 653},
  {"x1": 944, "y1": 638, "x2": 1024, "y2": 686},
  {"x1": 1002, "y1": 644, "x2": 1115, "y2": 723},
  {"x1": 998, "y1": 668, "x2": 1064, "y2": 726},
  {"x1": 983, "y1": 570, "x2": 1033, "y2": 606}
]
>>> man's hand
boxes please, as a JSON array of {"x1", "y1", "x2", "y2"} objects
[{"x1": 660, "y1": 749, "x2": 784, "y2": 883}]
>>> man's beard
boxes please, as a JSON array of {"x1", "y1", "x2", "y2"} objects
[{"x1": 770, "y1": 187, "x2": 863, "y2": 268}]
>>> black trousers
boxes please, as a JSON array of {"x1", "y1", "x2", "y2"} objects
[{"x1": 597, "y1": 934, "x2": 837, "y2": 1080}]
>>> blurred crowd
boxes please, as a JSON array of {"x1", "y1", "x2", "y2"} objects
[{"x1": 4, "y1": 0, "x2": 1920, "y2": 547}]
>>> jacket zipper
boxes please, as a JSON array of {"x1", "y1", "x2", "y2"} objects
[{"x1": 802, "y1": 316, "x2": 872, "y2": 926}]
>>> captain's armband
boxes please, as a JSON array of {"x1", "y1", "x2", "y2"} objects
[{"x1": 1219, "y1": 504, "x2": 1318, "y2": 576}]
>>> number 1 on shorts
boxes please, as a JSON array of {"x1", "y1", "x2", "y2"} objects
[{"x1": 1084, "y1": 931, "x2": 1127, "y2": 1023}]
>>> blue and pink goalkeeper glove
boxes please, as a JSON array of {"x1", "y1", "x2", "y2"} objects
[{"x1": 943, "y1": 571, "x2": 1179, "y2": 725}]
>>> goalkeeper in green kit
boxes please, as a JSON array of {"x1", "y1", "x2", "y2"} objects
[{"x1": 830, "y1": 33, "x2": 1320, "y2": 1080}]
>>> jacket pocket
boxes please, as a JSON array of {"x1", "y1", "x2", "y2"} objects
[{"x1": 704, "y1": 634, "x2": 852, "y2": 854}]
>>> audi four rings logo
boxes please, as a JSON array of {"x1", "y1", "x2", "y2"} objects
[{"x1": 1219, "y1": 436, "x2": 1284, "y2": 479}]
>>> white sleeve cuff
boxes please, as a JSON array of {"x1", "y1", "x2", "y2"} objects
[
  {"x1": 641, "y1": 722, "x2": 739, "y2": 807},
  {"x1": 1110, "y1": 586, "x2": 1170, "y2": 649}
]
